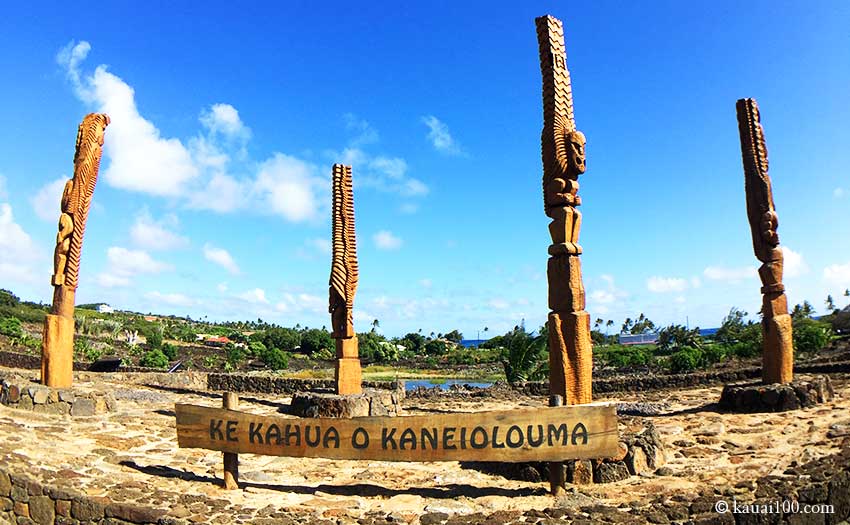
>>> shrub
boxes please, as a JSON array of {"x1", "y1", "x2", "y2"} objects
[
  {"x1": 596, "y1": 344, "x2": 652, "y2": 368},
  {"x1": 226, "y1": 343, "x2": 245, "y2": 368},
  {"x1": 310, "y1": 346, "x2": 335, "y2": 361},
  {"x1": 145, "y1": 326, "x2": 163, "y2": 350},
  {"x1": 254, "y1": 327, "x2": 300, "y2": 352},
  {"x1": 0, "y1": 289, "x2": 20, "y2": 307},
  {"x1": 300, "y1": 328, "x2": 333, "y2": 356},
  {"x1": 425, "y1": 339, "x2": 449, "y2": 356},
  {"x1": 259, "y1": 347, "x2": 289, "y2": 370},
  {"x1": 793, "y1": 318, "x2": 833, "y2": 354},
  {"x1": 359, "y1": 332, "x2": 399, "y2": 363},
  {"x1": 0, "y1": 316, "x2": 24, "y2": 338},
  {"x1": 399, "y1": 332, "x2": 426, "y2": 354},
  {"x1": 140, "y1": 349, "x2": 169, "y2": 368},
  {"x1": 248, "y1": 341, "x2": 267, "y2": 356},
  {"x1": 702, "y1": 343, "x2": 728, "y2": 364},
  {"x1": 669, "y1": 347, "x2": 704, "y2": 373},
  {"x1": 161, "y1": 342, "x2": 178, "y2": 361},
  {"x1": 728, "y1": 323, "x2": 762, "y2": 358},
  {"x1": 447, "y1": 347, "x2": 477, "y2": 366}
]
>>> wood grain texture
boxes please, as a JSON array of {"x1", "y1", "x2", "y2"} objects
[
  {"x1": 329, "y1": 164, "x2": 359, "y2": 339},
  {"x1": 736, "y1": 98, "x2": 793, "y2": 385},
  {"x1": 176, "y1": 403, "x2": 618, "y2": 462},
  {"x1": 536, "y1": 14, "x2": 593, "y2": 406}
]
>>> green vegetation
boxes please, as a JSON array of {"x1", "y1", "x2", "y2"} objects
[
  {"x1": 793, "y1": 317, "x2": 833, "y2": 354},
  {"x1": 595, "y1": 344, "x2": 653, "y2": 368},
  {"x1": 140, "y1": 348, "x2": 170, "y2": 368},
  {"x1": 0, "y1": 316, "x2": 24, "y2": 338},
  {"x1": 0, "y1": 285, "x2": 846, "y2": 379},
  {"x1": 500, "y1": 326, "x2": 548, "y2": 384},
  {"x1": 300, "y1": 328, "x2": 333, "y2": 355}
]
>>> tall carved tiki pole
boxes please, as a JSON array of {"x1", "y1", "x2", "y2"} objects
[
  {"x1": 736, "y1": 98, "x2": 793, "y2": 385},
  {"x1": 42, "y1": 113, "x2": 110, "y2": 388},
  {"x1": 329, "y1": 164, "x2": 362, "y2": 395},
  {"x1": 536, "y1": 15, "x2": 592, "y2": 406}
]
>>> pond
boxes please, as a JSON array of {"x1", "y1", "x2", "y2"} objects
[{"x1": 404, "y1": 379, "x2": 493, "y2": 391}]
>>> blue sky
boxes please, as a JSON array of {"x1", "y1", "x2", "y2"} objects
[{"x1": 1, "y1": 1, "x2": 849, "y2": 337}]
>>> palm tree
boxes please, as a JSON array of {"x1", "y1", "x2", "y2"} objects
[
  {"x1": 605, "y1": 319, "x2": 614, "y2": 334},
  {"x1": 502, "y1": 332, "x2": 547, "y2": 384},
  {"x1": 594, "y1": 318, "x2": 603, "y2": 330},
  {"x1": 371, "y1": 319, "x2": 380, "y2": 333},
  {"x1": 826, "y1": 295, "x2": 836, "y2": 312}
]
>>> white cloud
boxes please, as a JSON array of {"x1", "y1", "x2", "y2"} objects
[
  {"x1": 145, "y1": 291, "x2": 195, "y2": 307},
  {"x1": 58, "y1": 41, "x2": 199, "y2": 197},
  {"x1": 31, "y1": 177, "x2": 68, "y2": 222},
  {"x1": 335, "y1": 147, "x2": 429, "y2": 198},
  {"x1": 0, "y1": 203, "x2": 43, "y2": 284},
  {"x1": 421, "y1": 115, "x2": 464, "y2": 155},
  {"x1": 489, "y1": 299, "x2": 510, "y2": 310},
  {"x1": 343, "y1": 113, "x2": 379, "y2": 147},
  {"x1": 237, "y1": 288, "x2": 268, "y2": 304},
  {"x1": 186, "y1": 173, "x2": 247, "y2": 213},
  {"x1": 646, "y1": 276, "x2": 688, "y2": 293},
  {"x1": 97, "y1": 246, "x2": 171, "y2": 288},
  {"x1": 129, "y1": 210, "x2": 188, "y2": 251},
  {"x1": 824, "y1": 262, "x2": 850, "y2": 288},
  {"x1": 203, "y1": 243, "x2": 240, "y2": 275},
  {"x1": 690, "y1": 277, "x2": 702, "y2": 288},
  {"x1": 275, "y1": 292, "x2": 325, "y2": 314},
  {"x1": 253, "y1": 153, "x2": 325, "y2": 222},
  {"x1": 674, "y1": 296, "x2": 686, "y2": 304},
  {"x1": 419, "y1": 278, "x2": 433, "y2": 288},
  {"x1": 200, "y1": 103, "x2": 251, "y2": 141},
  {"x1": 834, "y1": 188, "x2": 846, "y2": 198},
  {"x1": 217, "y1": 282, "x2": 229, "y2": 293},
  {"x1": 703, "y1": 265, "x2": 757, "y2": 283},
  {"x1": 781, "y1": 246, "x2": 809, "y2": 278},
  {"x1": 373, "y1": 230, "x2": 403, "y2": 250},
  {"x1": 588, "y1": 274, "x2": 628, "y2": 306}
]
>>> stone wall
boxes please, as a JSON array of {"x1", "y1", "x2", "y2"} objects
[
  {"x1": 0, "y1": 467, "x2": 169, "y2": 525},
  {"x1": 0, "y1": 374, "x2": 114, "y2": 416},
  {"x1": 207, "y1": 373, "x2": 404, "y2": 398},
  {"x1": 512, "y1": 359, "x2": 850, "y2": 397},
  {"x1": 0, "y1": 350, "x2": 89, "y2": 372},
  {"x1": 0, "y1": 441, "x2": 847, "y2": 524}
]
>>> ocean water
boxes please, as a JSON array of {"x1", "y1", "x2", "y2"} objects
[{"x1": 405, "y1": 379, "x2": 493, "y2": 391}]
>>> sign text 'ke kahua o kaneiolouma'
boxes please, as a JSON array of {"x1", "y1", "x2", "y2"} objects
[
  {"x1": 175, "y1": 404, "x2": 618, "y2": 463},
  {"x1": 736, "y1": 98, "x2": 794, "y2": 385},
  {"x1": 536, "y1": 15, "x2": 592, "y2": 406},
  {"x1": 41, "y1": 113, "x2": 110, "y2": 388}
]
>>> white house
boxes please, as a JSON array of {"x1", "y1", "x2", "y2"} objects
[{"x1": 96, "y1": 304, "x2": 114, "y2": 314}]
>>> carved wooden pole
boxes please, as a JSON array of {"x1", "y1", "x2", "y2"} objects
[
  {"x1": 41, "y1": 113, "x2": 110, "y2": 388},
  {"x1": 536, "y1": 15, "x2": 592, "y2": 407},
  {"x1": 736, "y1": 98, "x2": 793, "y2": 385},
  {"x1": 329, "y1": 164, "x2": 362, "y2": 395},
  {"x1": 222, "y1": 392, "x2": 239, "y2": 489}
]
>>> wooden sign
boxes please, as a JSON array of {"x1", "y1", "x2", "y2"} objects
[{"x1": 175, "y1": 403, "x2": 618, "y2": 462}]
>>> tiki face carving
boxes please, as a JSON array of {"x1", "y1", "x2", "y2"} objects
[{"x1": 565, "y1": 130, "x2": 586, "y2": 176}]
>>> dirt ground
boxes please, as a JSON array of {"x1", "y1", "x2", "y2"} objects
[{"x1": 0, "y1": 368, "x2": 848, "y2": 524}]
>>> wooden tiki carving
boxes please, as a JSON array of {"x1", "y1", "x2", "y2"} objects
[
  {"x1": 329, "y1": 164, "x2": 362, "y2": 394},
  {"x1": 536, "y1": 15, "x2": 592, "y2": 406},
  {"x1": 42, "y1": 113, "x2": 110, "y2": 388},
  {"x1": 736, "y1": 98, "x2": 793, "y2": 384}
]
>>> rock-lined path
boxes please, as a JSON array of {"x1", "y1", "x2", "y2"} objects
[{"x1": 0, "y1": 369, "x2": 848, "y2": 524}]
